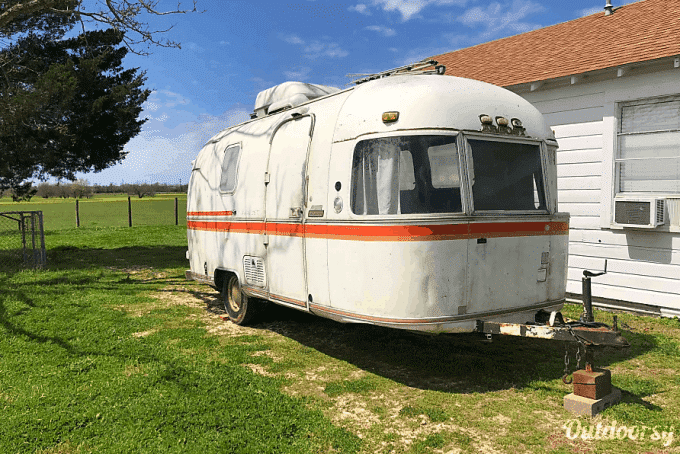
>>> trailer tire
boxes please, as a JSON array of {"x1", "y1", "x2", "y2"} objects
[{"x1": 222, "y1": 275, "x2": 257, "y2": 325}]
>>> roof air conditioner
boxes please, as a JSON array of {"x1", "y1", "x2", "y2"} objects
[{"x1": 613, "y1": 198, "x2": 665, "y2": 228}]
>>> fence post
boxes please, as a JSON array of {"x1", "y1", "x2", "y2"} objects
[
  {"x1": 128, "y1": 196, "x2": 132, "y2": 227},
  {"x1": 76, "y1": 199, "x2": 80, "y2": 227},
  {"x1": 38, "y1": 211, "x2": 46, "y2": 268},
  {"x1": 175, "y1": 197, "x2": 178, "y2": 226}
]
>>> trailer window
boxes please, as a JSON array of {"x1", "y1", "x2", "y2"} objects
[
  {"x1": 220, "y1": 144, "x2": 241, "y2": 193},
  {"x1": 468, "y1": 139, "x2": 546, "y2": 211},
  {"x1": 351, "y1": 135, "x2": 462, "y2": 215}
]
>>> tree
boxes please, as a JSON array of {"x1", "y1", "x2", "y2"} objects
[
  {"x1": 0, "y1": 28, "x2": 151, "y2": 196},
  {"x1": 0, "y1": 0, "x2": 198, "y2": 197}
]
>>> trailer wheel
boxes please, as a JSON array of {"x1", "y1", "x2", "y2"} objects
[{"x1": 222, "y1": 275, "x2": 257, "y2": 325}]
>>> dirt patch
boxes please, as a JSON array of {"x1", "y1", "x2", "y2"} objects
[
  {"x1": 243, "y1": 363, "x2": 278, "y2": 377},
  {"x1": 124, "y1": 364, "x2": 144, "y2": 377},
  {"x1": 106, "y1": 265, "x2": 168, "y2": 280}
]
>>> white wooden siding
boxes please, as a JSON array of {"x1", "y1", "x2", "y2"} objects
[{"x1": 518, "y1": 78, "x2": 680, "y2": 313}]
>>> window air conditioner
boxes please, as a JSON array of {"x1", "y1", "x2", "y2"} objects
[{"x1": 613, "y1": 198, "x2": 665, "y2": 228}]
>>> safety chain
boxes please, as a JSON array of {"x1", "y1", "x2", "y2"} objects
[
  {"x1": 562, "y1": 341, "x2": 586, "y2": 385},
  {"x1": 562, "y1": 344, "x2": 572, "y2": 384}
]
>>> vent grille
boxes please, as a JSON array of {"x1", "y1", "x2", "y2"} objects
[
  {"x1": 243, "y1": 256, "x2": 266, "y2": 287},
  {"x1": 614, "y1": 200, "x2": 651, "y2": 225},
  {"x1": 656, "y1": 199, "x2": 665, "y2": 225}
]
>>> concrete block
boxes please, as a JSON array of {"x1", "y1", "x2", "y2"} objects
[{"x1": 564, "y1": 388, "x2": 622, "y2": 417}]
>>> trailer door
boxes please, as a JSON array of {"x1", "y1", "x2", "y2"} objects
[
  {"x1": 464, "y1": 137, "x2": 551, "y2": 314},
  {"x1": 265, "y1": 116, "x2": 313, "y2": 308}
]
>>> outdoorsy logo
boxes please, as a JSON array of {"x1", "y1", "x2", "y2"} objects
[{"x1": 563, "y1": 420, "x2": 674, "y2": 446}]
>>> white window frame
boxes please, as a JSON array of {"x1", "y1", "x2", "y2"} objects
[
  {"x1": 600, "y1": 76, "x2": 680, "y2": 231},
  {"x1": 219, "y1": 143, "x2": 242, "y2": 194}
]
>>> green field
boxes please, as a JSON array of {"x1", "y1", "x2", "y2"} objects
[
  {"x1": 0, "y1": 194, "x2": 187, "y2": 230},
  {"x1": 1, "y1": 222, "x2": 679, "y2": 453}
]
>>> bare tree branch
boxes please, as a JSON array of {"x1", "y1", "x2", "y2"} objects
[{"x1": 1, "y1": 0, "x2": 200, "y2": 55}]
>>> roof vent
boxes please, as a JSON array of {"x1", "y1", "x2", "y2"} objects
[
  {"x1": 604, "y1": 0, "x2": 613, "y2": 15},
  {"x1": 253, "y1": 82, "x2": 339, "y2": 117}
]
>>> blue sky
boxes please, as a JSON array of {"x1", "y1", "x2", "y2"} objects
[{"x1": 74, "y1": 0, "x2": 637, "y2": 186}]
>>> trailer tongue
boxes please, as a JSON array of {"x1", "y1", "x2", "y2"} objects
[{"x1": 474, "y1": 315, "x2": 629, "y2": 348}]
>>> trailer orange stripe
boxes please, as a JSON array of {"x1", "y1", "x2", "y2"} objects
[
  {"x1": 187, "y1": 220, "x2": 568, "y2": 240},
  {"x1": 187, "y1": 210, "x2": 235, "y2": 216}
]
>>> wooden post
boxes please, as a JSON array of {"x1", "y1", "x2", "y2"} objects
[
  {"x1": 76, "y1": 199, "x2": 80, "y2": 227},
  {"x1": 128, "y1": 196, "x2": 132, "y2": 227},
  {"x1": 174, "y1": 197, "x2": 178, "y2": 226}
]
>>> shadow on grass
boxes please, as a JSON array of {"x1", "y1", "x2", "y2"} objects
[
  {"x1": 194, "y1": 292, "x2": 659, "y2": 401},
  {"x1": 45, "y1": 245, "x2": 189, "y2": 271}
]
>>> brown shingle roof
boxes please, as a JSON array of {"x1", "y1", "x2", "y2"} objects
[{"x1": 432, "y1": 0, "x2": 680, "y2": 87}]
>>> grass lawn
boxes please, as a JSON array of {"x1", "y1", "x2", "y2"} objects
[{"x1": 1, "y1": 225, "x2": 679, "y2": 453}]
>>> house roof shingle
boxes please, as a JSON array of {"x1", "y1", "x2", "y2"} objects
[{"x1": 433, "y1": 0, "x2": 680, "y2": 87}]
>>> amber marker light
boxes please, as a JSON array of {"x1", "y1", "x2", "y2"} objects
[
  {"x1": 382, "y1": 111, "x2": 399, "y2": 123},
  {"x1": 479, "y1": 114, "x2": 493, "y2": 125},
  {"x1": 495, "y1": 116, "x2": 509, "y2": 127}
]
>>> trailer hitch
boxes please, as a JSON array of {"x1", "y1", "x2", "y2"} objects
[{"x1": 475, "y1": 316, "x2": 629, "y2": 348}]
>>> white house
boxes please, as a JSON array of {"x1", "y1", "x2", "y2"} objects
[{"x1": 433, "y1": 0, "x2": 680, "y2": 316}]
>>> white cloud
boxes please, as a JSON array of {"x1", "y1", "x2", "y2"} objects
[
  {"x1": 282, "y1": 34, "x2": 305, "y2": 45},
  {"x1": 184, "y1": 41, "x2": 204, "y2": 52},
  {"x1": 352, "y1": 0, "x2": 468, "y2": 21},
  {"x1": 459, "y1": 0, "x2": 544, "y2": 39},
  {"x1": 283, "y1": 67, "x2": 312, "y2": 80},
  {"x1": 282, "y1": 34, "x2": 349, "y2": 59},
  {"x1": 219, "y1": 40, "x2": 229, "y2": 45},
  {"x1": 143, "y1": 101, "x2": 160, "y2": 112},
  {"x1": 304, "y1": 41, "x2": 349, "y2": 59},
  {"x1": 578, "y1": 6, "x2": 601, "y2": 17},
  {"x1": 365, "y1": 25, "x2": 397, "y2": 36},
  {"x1": 349, "y1": 3, "x2": 371, "y2": 15}
]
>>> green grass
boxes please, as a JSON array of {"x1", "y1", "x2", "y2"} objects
[
  {"x1": 2, "y1": 224, "x2": 680, "y2": 453},
  {"x1": 0, "y1": 226, "x2": 360, "y2": 453},
  {"x1": 0, "y1": 194, "x2": 187, "y2": 230},
  {"x1": 324, "y1": 376, "x2": 380, "y2": 397}
]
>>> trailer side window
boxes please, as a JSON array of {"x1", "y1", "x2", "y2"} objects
[
  {"x1": 468, "y1": 139, "x2": 546, "y2": 211},
  {"x1": 220, "y1": 144, "x2": 241, "y2": 193},
  {"x1": 351, "y1": 135, "x2": 462, "y2": 215}
]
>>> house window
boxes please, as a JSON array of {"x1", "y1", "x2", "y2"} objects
[
  {"x1": 220, "y1": 144, "x2": 241, "y2": 193},
  {"x1": 617, "y1": 96, "x2": 680, "y2": 194}
]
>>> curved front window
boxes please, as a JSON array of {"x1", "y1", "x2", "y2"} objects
[
  {"x1": 467, "y1": 139, "x2": 546, "y2": 212},
  {"x1": 351, "y1": 135, "x2": 462, "y2": 215}
]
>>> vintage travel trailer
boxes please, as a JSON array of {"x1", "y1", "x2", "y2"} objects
[{"x1": 186, "y1": 63, "x2": 570, "y2": 333}]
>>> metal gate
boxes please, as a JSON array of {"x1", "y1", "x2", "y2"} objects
[{"x1": 0, "y1": 211, "x2": 46, "y2": 269}]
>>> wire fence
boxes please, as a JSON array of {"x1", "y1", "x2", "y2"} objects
[
  {"x1": 0, "y1": 195, "x2": 187, "y2": 230},
  {"x1": 0, "y1": 211, "x2": 47, "y2": 270}
]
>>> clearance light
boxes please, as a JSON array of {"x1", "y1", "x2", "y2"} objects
[
  {"x1": 382, "y1": 111, "x2": 399, "y2": 123},
  {"x1": 479, "y1": 114, "x2": 496, "y2": 133},
  {"x1": 479, "y1": 114, "x2": 493, "y2": 125},
  {"x1": 511, "y1": 118, "x2": 526, "y2": 136},
  {"x1": 496, "y1": 116, "x2": 511, "y2": 134}
]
